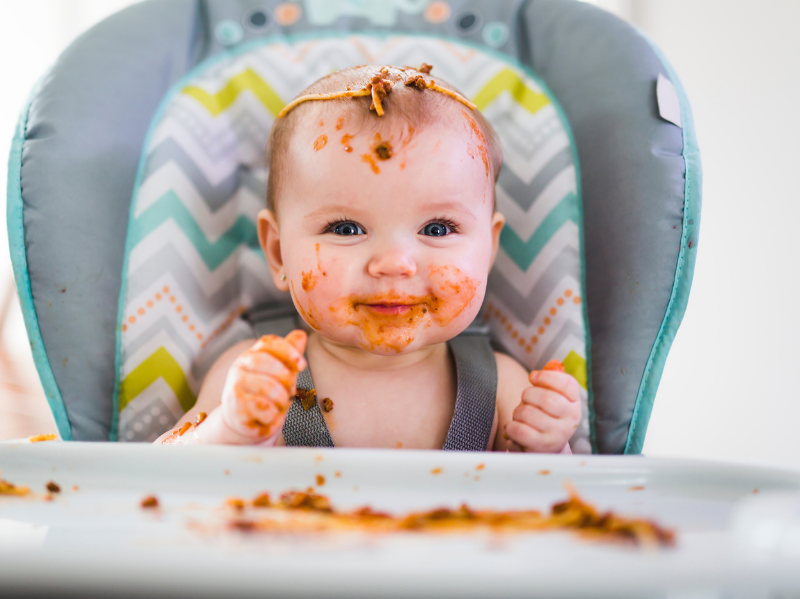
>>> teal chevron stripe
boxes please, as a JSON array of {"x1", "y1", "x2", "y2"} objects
[
  {"x1": 131, "y1": 190, "x2": 261, "y2": 271},
  {"x1": 500, "y1": 192, "x2": 578, "y2": 272}
]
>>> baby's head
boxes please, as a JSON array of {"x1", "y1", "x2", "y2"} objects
[{"x1": 258, "y1": 65, "x2": 506, "y2": 355}]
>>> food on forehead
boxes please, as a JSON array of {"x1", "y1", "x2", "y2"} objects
[
  {"x1": 278, "y1": 64, "x2": 475, "y2": 119},
  {"x1": 222, "y1": 486, "x2": 675, "y2": 547},
  {"x1": 374, "y1": 140, "x2": 393, "y2": 160},
  {"x1": 313, "y1": 134, "x2": 328, "y2": 151}
]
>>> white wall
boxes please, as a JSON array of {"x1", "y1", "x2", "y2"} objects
[
  {"x1": 1, "y1": 1, "x2": 799, "y2": 466},
  {"x1": 633, "y1": 0, "x2": 800, "y2": 469}
]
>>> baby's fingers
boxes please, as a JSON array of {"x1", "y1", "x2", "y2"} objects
[
  {"x1": 520, "y1": 386, "x2": 573, "y2": 419},
  {"x1": 528, "y1": 370, "x2": 581, "y2": 403},
  {"x1": 234, "y1": 372, "x2": 293, "y2": 413},
  {"x1": 237, "y1": 352, "x2": 295, "y2": 391},
  {"x1": 250, "y1": 332, "x2": 307, "y2": 373}
]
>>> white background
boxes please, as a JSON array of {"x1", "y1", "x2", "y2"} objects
[{"x1": 0, "y1": 1, "x2": 798, "y2": 469}]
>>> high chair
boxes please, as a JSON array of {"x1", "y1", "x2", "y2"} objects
[{"x1": 7, "y1": 0, "x2": 700, "y2": 453}]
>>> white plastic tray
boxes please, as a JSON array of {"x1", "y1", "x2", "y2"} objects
[{"x1": 1, "y1": 441, "x2": 800, "y2": 598}]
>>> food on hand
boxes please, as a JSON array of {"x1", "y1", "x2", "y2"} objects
[
  {"x1": 542, "y1": 360, "x2": 565, "y2": 372},
  {"x1": 220, "y1": 330, "x2": 308, "y2": 440}
]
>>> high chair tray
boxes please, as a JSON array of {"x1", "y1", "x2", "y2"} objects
[{"x1": 0, "y1": 441, "x2": 798, "y2": 598}]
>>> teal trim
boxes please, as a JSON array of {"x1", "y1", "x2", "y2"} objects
[
  {"x1": 624, "y1": 37, "x2": 702, "y2": 454},
  {"x1": 112, "y1": 29, "x2": 592, "y2": 442},
  {"x1": 132, "y1": 190, "x2": 261, "y2": 270},
  {"x1": 7, "y1": 77, "x2": 73, "y2": 440},
  {"x1": 499, "y1": 192, "x2": 578, "y2": 271}
]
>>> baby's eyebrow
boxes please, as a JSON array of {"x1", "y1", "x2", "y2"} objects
[{"x1": 423, "y1": 201, "x2": 478, "y2": 221}]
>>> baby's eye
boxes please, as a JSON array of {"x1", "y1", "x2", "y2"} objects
[
  {"x1": 419, "y1": 222, "x2": 452, "y2": 237},
  {"x1": 330, "y1": 221, "x2": 365, "y2": 236}
]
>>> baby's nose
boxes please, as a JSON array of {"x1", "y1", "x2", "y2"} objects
[{"x1": 367, "y1": 247, "x2": 417, "y2": 279}]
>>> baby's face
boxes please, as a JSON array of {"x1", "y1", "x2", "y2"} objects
[{"x1": 259, "y1": 112, "x2": 504, "y2": 355}]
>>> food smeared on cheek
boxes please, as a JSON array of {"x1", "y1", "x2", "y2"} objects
[
  {"x1": 315, "y1": 243, "x2": 327, "y2": 276},
  {"x1": 291, "y1": 280, "x2": 321, "y2": 330},
  {"x1": 462, "y1": 110, "x2": 490, "y2": 180},
  {"x1": 341, "y1": 133, "x2": 354, "y2": 153},
  {"x1": 301, "y1": 270, "x2": 317, "y2": 291},
  {"x1": 361, "y1": 153, "x2": 380, "y2": 174},
  {"x1": 426, "y1": 265, "x2": 478, "y2": 326},
  {"x1": 313, "y1": 134, "x2": 328, "y2": 151}
]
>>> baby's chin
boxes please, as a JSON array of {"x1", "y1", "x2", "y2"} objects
[{"x1": 311, "y1": 321, "x2": 462, "y2": 356}]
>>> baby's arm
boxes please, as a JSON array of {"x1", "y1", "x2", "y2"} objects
[
  {"x1": 154, "y1": 331, "x2": 307, "y2": 445},
  {"x1": 493, "y1": 353, "x2": 581, "y2": 453}
]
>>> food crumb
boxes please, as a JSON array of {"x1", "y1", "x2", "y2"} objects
[
  {"x1": 419, "y1": 63, "x2": 433, "y2": 74},
  {"x1": 226, "y1": 498, "x2": 246, "y2": 511},
  {"x1": 474, "y1": 476, "x2": 481, "y2": 481},
  {"x1": 140, "y1": 495, "x2": 159, "y2": 509},
  {"x1": 335, "y1": 471, "x2": 341, "y2": 478},
  {"x1": 316, "y1": 474, "x2": 326, "y2": 487},
  {"x1": 72, "y1": 485, "x2": 79, "y2": 491},
  {"x1": 396, "y1": 441, "x2": 403, "y2": 449},
  {"x1": 431, "y1": 467, "x2": 443, "y2": 475},
  {"x1": 628, "y1": 485, "x2": 646, "y2": 491},
  {"x1": 578, "y1": 461, "x2": 587, "y2": 466},
  {"x1": 539, "y1": 470, "x2": 551, "y2": 476},
  {"x1": 296, "y1": 388, "x2": 317, "y2": 411},
  {"x1": 475, "y1": 464, "x2": 485, "y2": 471},
  {"x1": 322, "y1": 397, "x2": 334, "y2": 412},
  {"x1": 0, "y1": 478, "x2": 30, "y2": 496},
  {"x1": 306, "y1": 487, "x2": 316, "y2": 494},
  {"x1": 752, "y1": 488, "x2": 759, "y2": 494},
  {"x1": 374, "y1": 141, "x2": 393, "y2": 160},
  {"x1": 252, "y1": 492, "x2": 271, "y2": 507},
  {"x1": 46, "y1": 481, "x2": 61, "y2": 493},
  {"x1": 503, "y1": 432, "x2": 510, "y2": 441},
  {"x1": 224, "y1": 470, "x2": 230, "y2": 476},
  {"x1": 29, "y1": 434, "x2": 57, "y2": 443}
]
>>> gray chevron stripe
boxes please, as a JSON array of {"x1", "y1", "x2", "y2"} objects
[
  {"x1": 239, "y1": 169, "x2": 267, "y2": 203},
  {"x1": 142, "y1": 139, "x2": 242, "y2": 212},
  {"x1": 488, "y1": 246, "x2": 581, "y2": 326},
  {"x1": 124, "y1": 315, "x2": 200, "y2": 368},
  {"x1": 539, "y1": 320, "x2": 586, "y2": 365},
  {"x1": 126, "y1": 246, "x2": 276, "y2": 322},
  {"x1": 497, "y1": 147, "x2": 574, "y2": 212},
  {"x1": 492, "y1": 113, "x2": 564, "y2": 164}
]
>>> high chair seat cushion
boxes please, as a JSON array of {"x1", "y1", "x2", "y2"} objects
[{"x1": 8, "y1": 0, "x2": 700, "y2": 454}]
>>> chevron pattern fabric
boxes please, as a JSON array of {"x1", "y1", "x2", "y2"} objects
[{"x1": 116, "y1": 35, "x2": 590, "y2": 452}]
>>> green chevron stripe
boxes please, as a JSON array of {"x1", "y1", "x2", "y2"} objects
[
  {"x1": 499, "y1": 192, "x2": 578, "y2": 271},
  {"x1": 182, "y1": 68, "x2": 285, "y2": 117},
  {"x1": 131, "y1": 190, "x2": 261, "y2": 271},
  {"x1": 563, "y1": 350, "x2": 587, "y2": 391},
  {"x1": 472, "y1": 68, "x2": 551, "y2": 115},
  {"x1": 119, "y1": 347, "x2": 196, "y2": 413}
]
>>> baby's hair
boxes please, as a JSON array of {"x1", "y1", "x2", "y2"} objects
[{"x1": 266, "y1": 64, "x2": 503, "y2": 213}]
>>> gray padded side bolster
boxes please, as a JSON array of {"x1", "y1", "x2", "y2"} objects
[
  {"x1": 517, "y1": 0, "x2": 687, "y2": 453},
  {"x1": 20, "y1": 0, "x2": 207, "y2": 440}
]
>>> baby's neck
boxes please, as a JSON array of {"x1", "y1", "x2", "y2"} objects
[{"x1": 308, "y1": 331, "x2": 445, "y2": 373}]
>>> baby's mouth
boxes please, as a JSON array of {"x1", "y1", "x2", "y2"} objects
[{"x1": 361, "y1": 303, "x2": 419, "y2": 315}]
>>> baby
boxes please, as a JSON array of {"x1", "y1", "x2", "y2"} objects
[{"x1": 155, "y1": 65, "x2": 581, "y2": 452}]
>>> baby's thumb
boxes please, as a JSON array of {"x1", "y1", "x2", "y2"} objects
[{"x1": 285, "y1": 329, "x2": 308, "y2": 356}]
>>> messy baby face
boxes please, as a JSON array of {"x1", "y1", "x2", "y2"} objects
[{"x1": 259, "y1": 110, "x2": 504, "y2": 355}]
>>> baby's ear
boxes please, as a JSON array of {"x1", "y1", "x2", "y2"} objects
[
  {"x1": 489, "y1": 211, "x2": 506, "y2": 268},
  {"x1": 258, "y1": 209, "x2": 289, "y2": 291}
]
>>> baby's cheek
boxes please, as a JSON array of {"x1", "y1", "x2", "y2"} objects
[{"x1": 427, "y1": 264, "x2": 480, "y2": 326}]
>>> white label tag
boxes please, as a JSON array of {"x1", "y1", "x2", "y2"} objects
[{"x1": 656, "y1": 73, "x2": 682, "y2": 128}]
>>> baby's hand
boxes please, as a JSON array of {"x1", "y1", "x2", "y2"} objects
[
  {"x1": 220, "y1": 330, "x2": 308, "y2": 442},
  {"x1": 504, "y1": 360, "x2": 581, "y2": 453}
]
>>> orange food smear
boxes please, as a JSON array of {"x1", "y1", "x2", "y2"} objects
[
  {"x1": 325, "y1": 265, "x2": 477, "y2": 353},
  {"x1": 543, "y1": 360, "x2": 565, "y2": 372},
  {"x1": 431, "y1": 468, "x2": 443, "y2": 475},
  {"x1": 341, "y1": 133, "x2": 353, "y2": 152},
  {"x1": 291, "y1": 281, "x2": 321, "y2": 330},
  {"x1": 462, "y1": 110, "x2": 490, "y2": 180},
  {"x1": 316, "y1": 474, "x2": 326, "y2": 486},
  {"x1": 301, "y1": 270, "x2": 317, "y2": 292},
  {"x1": 361, "y1": 153, "x2": 380, "y2": 174},
  {"x1": 335, "y1": 116, "x2": 344, "y2": 130},
  {"x1": 29, "y1": 433, "x2": 57, "y2": 443},
  {"x1": 313, "y1": 134, "x2": 328, "y2": 151}
]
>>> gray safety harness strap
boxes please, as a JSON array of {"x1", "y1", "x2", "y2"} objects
[{"x1": 282, "y1": 368, "x2": 335, "y2": 448}]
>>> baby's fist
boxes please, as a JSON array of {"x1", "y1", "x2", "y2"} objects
[
  {"x1": 220, "y1": 330, "x2": 307, "y2": 441},
  {"x1": 505, "y1": 360, "x2": 581, "y2": 453}
]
